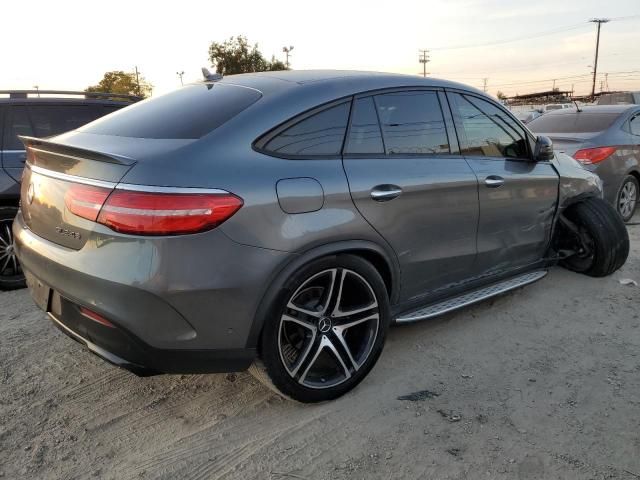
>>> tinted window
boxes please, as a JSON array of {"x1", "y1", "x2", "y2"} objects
[
  {"x1": 345, "y1": 97, "x2": 384, "y2": 154},
  {"x1": 29, "y1": 105, "x2": 105, "y2": 137},
  {"x1": 3, "y1": 106, "x2": 33, "y2": 150},
  {"x1": 528, "y1": 112, "x2": 619, "y2": 133},
  {"x1": 263, "y1": 102, "x2": 350, "y2": 156},
  {"x1": 81, "y1": 83, "x2": 261, "y2": 139},
  {"x1": 451, "y1": 93, "x2": 528, "y2": 158},
  {"x1": 630, "y1": 115, "x2": 640, "y2": 136},
  {"x1": 375, "y1": 91, "x2": 449, "y2": 155}
]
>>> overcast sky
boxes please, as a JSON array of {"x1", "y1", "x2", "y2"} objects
[{"x1": 2, "y1": 0, "x2": 638, "y2": 98}]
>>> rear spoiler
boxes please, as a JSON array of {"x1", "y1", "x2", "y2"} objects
[{"x1": 19, "y1": 135, "x2": 135, "y2": 166}]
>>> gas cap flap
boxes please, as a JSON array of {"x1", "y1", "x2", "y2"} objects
[{"x1": 276, "y1": 177, "x2": 324, "y2": 214}]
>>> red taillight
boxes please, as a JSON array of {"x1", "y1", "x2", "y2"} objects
[
  {"x1": 96, "y1": 190, "x2": 243, "y2": 235},
  {"x1": 573, "y1": 146, "x2": 617, "y2": 165},
  {"x1": 64, "y1": 184, "x2": 112, "y2": 221}
]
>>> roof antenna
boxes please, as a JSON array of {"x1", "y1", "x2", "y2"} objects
[
  {"x1": 201, "y1": 67, "x2": 223, "y2": 82},
  {"x1": 573, "y1": 99, "x2": 582, "y2": 112}
]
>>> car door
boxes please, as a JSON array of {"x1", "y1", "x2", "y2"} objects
[
  {"x1": 446, "y1": 91, "x2": 559, "y2": 276},
  {"x1": 342, "y1": 90, "x2": 479, "y2": 302}
]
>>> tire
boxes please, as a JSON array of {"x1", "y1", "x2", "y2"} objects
[
  {"x1": 616, "y1": 174, "x2": 639, "y2": 222},
  {"x1": 560, "y1": 197, "x2": 629, "y2": 277},
  {"x1": 0, "y1": 206, "x2": 26, "y2": 290},
  {"x1": 253, "y1": 254, "x2": 391, "y2": 403}
]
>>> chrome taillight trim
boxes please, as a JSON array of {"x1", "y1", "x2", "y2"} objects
[
  {"x1": 115, "y1": 184, "x2": 230, "y2": 195},
  {"x1": 29, "y1": 164, "x2": 117, "y2": 189},
  {"x1": 28, "y1": 164, "x2": 230, "y2": 196}
]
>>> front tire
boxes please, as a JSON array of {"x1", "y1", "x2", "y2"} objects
[
  {"x1": 0, "y1": 207, "x2": 26, "y2": 290},
  {"x1": 254, "y1": 254, "x2": 391, "y2": 403},
  {"x1": 560, "y1": 198, "x2": 629, "y2": 277},
  {"x1": 617, "y1": 174, "x2": 638, "y2": 222}
]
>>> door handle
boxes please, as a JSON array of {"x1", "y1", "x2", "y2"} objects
[
  {"x1": 370, "y1": 185, "x2": 402, "y2": 202},
  {"x1": 484, "y1": 176, "x2": 504, "y2": 188}
]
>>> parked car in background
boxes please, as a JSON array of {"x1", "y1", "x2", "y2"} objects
[
  {"x1": 14, "y1": 71, "x2": 628, "y2": 402},
  {"x1": 597, "y1": 91, "x2": 640, "y2": 105},
  {"x1": 528, "y1": 105, "x2": 640, "y2": 221},
  {"x1": 543, "y1": 103, "x2": 572, "y2": 112},
  {"x1": 0, "y1": 90, "x2": 140, "y2": 289},
  {"x1": 515, "y1": 109, "x2": 544, "y2": 124}
]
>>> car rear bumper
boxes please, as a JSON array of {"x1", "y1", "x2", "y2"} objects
[{"x1": 13, "y1": 211, "x2": 292, "y2": 374}]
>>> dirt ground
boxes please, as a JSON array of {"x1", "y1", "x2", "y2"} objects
[{"x1": 1, "y1": 218, "x2": 639, "y2": 480}]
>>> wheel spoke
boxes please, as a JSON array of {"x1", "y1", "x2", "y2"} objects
[
  {"x1": 0, "y1": 254, "x2": 10, "y2": 275},
  {"x1": 295, "y1": 335, "x2": 324, "y2": 383},
  {"x1": 281, "y1": 314, "x2": 315, "y2": 331},
  {"x1": 11, "y1": 254, "x2": 19, "y2": 275},
  {"x1": 320, "y1": 268, "x2": 341, "y2": 316},
  {"x1": 298, "y1": 335, "x2": 351, "y2": 385},
  {"x1": 3, "y1": 224, "x2": 12, "y2": 243},
  {"x1": 334, "y1": 311, "x2": 379, "y2": 330},
  {"x1": 286, "y1": 302, "x2": 322, "y2": 318},
  {"x1": 322, "y1": 334, "x2": 353, "y2": 379},
  {"x1": 0, "y1": 233, "x2": 8, "y2": 247},
  {"x1": 327, "y1": 330, "x2": 359, "y2": 372}
]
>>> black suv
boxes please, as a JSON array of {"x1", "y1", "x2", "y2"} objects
[{"x1": 0, "y1": 90, "x2": 140, "y2": 289}]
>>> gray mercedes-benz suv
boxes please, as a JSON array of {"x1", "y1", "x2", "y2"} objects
[{"x1": 14, "y1": 71, "x2": 629, "y2": 402}]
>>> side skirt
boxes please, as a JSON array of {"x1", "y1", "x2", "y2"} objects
[{"x1": 395, "y1": 270, "x2": 547, "y2": 324}]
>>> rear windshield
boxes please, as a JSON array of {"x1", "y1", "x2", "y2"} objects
[
  {"x1": 528, "y1": 112, "x2": 619, "y2": 133},
  {"x1": 79, "y1": 83, "x2": 261, "y2": 139}
]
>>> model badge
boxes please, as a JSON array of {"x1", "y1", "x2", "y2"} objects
[{"x1": 55, "y1": 226, "x2": 82, "y2": 240}]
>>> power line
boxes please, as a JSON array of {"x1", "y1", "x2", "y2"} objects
[
  {"x1": 428, "y1": 15, "x2": 639, "y2": 52},
  {"x1": 429, "y1": 22, "x2": 588, "y2": 51}
]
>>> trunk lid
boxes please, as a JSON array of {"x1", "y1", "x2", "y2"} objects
[
  {"x1": 540, "y1": 132, "x2": 600, "y2": 157},
  {"x1": 19, "y1": 136, "x2": 134, "y2": 250}
]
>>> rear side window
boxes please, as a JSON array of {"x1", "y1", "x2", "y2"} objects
[
  {"x1": 374, "y1": 91, "x2": 449, "y2": 155},
  {"x1": 450, "y1": 93, "x2": 528, "y2": 159},
  {"x1": 630, "y1": 115, "x2": 640, "y2": 136},
  {"x1": 3, "y1": 106, "x2": 33, "y2": 150},
  {"x1": 528, "y1": 112, "x2": 620, "y2": 133},
  {"x1": 345, "y1": 97, "x2": 384, "y2": 154},
  {"x1": 263, "y1": 102, "x2": 350, "y2": 156},
  {"x1": 28, "y1": 104, "x2": 106, "y2": 137},
  {"x1": 80, "y1": 83, "x2": 261, "y2": 139}
]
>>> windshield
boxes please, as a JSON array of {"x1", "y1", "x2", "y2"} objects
[{"x1": 528, "y1": 112, "x2": 620, "y2": 133}]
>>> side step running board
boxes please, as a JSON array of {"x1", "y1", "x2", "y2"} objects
[{"x1": 395, "y1": 270, "x2": 548, "y2": 324}]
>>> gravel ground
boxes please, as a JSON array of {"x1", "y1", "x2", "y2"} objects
[{"x1": 1, "y1": 218, "x2": 639, "y2": 480}]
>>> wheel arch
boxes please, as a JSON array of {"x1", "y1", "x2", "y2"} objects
[{"x1": 245, "y1": 239, "x2": 400, "y2": 350}]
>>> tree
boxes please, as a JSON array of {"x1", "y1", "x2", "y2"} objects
[
  {"x1": 496, "y1": 91, "x2": 507, "y2": 100},
  {"x1": 86, "y1": 70, "x2": 152, "y2": 98},
  {"x1": 208, "y1": 36, "x2": 288, "y2": 75}
]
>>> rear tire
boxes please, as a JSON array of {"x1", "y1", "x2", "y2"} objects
[
  {"x1": 560, "y1": 197, "x2": 629, "y2": 277},
  {"x1": 0, "y1": 206, "x2": 26, "y2": 290},
  {"x1": 253, "y1": 254, "x2": 391, "y2": 403},
  {"x1": 616, "y1": 174, "x2": 638, "y2": 222}
]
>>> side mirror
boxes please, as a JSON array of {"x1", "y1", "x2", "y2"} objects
[{"x1": 534, "y1": 135, "x2": 554, "y2": 161}]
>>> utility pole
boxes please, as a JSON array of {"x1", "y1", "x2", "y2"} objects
[
  {"x1": 590, "y1": 18, "x2": 609, "y2": 100},
  {"x1": 282, "y1": 46, "x2": 294, "y2": 69},
  {"x1": 134, "y1": 66, "x2": 141, "y2": 95},
  {"x1": 552, "y1": 79, "x2": 557, "y2": 91},
  {"x1": 482, "y1": 78, "x2": 488, "y2": 93},
  {"x1": 604, "y1": 72, "x2": 609, "y2": 91},
  {"x1": 419, "y1": 49, "x2": 430, "y2": 77},
  {"x1": 176, "y1": 71, "x2": 185, "y2": 86}
]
